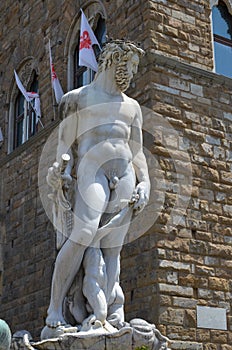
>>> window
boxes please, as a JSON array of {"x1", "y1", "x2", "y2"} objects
[
  {"x1": 212, "y1": 1, "x2": 232, "y2": 78},
  {"x1": 14, "y1": 72, "x2": 39, "y2": 149},
  {"x1": 74, "y1": 16, "x2": 106, "y2": 88}
]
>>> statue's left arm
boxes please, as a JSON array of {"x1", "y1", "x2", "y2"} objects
[{"x1": 130, "y1": 102, "x2": 151, "y2": 213}]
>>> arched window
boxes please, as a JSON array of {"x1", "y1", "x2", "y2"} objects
[
  {"x1": 14, "y1": 72, "x2": 39, "y2": 149},
  {"x1": 73, "y1": 16, "x2": 106, "y2": 88},
  {"x1": 212, "y1": 1, "x2": 232, "y2": 77}
]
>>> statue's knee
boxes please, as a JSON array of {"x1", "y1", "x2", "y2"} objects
[
  {"x1": 102, "y1": 247, "x2": 121, "y2": 257},
  {"x1": 70, "y1": 227, "x2": 96, "y2": 246}
]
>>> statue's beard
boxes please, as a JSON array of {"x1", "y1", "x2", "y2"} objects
[{"x1": 115, "y1": 63, "x2": 132, "y2": 92}]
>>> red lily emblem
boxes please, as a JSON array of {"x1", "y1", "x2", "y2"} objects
[
  {"x1": 51, "y1": 64, "x2": 57, "y2": 80},
  {"x1": 80, "y1": 31, "x2": 92, "y2": 50}
]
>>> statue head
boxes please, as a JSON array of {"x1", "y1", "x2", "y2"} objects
[{"x1": 97, "y1": 40, "x2": 145, "y2": 92}]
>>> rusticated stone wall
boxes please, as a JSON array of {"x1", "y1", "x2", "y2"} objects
[
  {"x1": 149, "y1": 0, "x2": 213, "y2": 70},
  {"x1": 0, "y1": 0, "x2": 231, "y2": 348},
  {"x1": 105, "y1": 0, "x2": 213, "y2": 71},
  {"x1": 121, "y1": 53, "x2": 232, "y2": 349},
  {"x1": 0, "y1": 126, "x2": 58, "y2": 336}
]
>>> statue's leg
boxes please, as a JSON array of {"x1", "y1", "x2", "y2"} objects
[
  {"x1": 107, "y1": 282, "x2": 125, "y2": 325},
  {"x1": 82, "y1": 247, "x2": 107, "y2": 324},
  {"x1": 101, "y1": 166, "x2": 135, "y2": 321},
  {"x1": 46, "y1": 239, "x2": 86, "y2": 327},
  {"x1": 46, "y1": 171, "x2": 110, "y2": 328},
  {"x1": 101, "y1": 216, "x2": 131, "y2": 303}
]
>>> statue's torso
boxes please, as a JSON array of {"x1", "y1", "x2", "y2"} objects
[{"x1": 68, "y1": 87, "x2": 139, "y2": 178}]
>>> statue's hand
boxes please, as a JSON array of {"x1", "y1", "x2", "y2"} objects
[
  {"x1": 47, "y1": 162, "x2": 72, "y2": 190},
  {"x1": 61, "y1": 173, "x2": 72, "y2": 191},
  {"x1": 132, "y1": 181, "x2": 150, "y2": 214},
  {"x1": 47, "y1": 162, "x2": 61, "y2": 190}
]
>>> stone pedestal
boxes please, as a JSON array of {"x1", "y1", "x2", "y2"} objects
[{"x1": 11, "y1": 319, "x2": 170, "y2": 350}]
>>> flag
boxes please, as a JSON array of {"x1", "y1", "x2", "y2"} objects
[
  {"x1": 49, "y1": 40, "x2": 64, "y2": 104},
  {"x1": 14, "y1": 70, "x2": 31, "y2": 102},
  {"x1": 14, "y1": 70, "x2": 41, "y2": 124},
  {"x1": 27, "y1": 92, "x2": 41, "y2": 123},
  {"x1": 79, "y1": 9, "x2": 101, "y2": 72}
]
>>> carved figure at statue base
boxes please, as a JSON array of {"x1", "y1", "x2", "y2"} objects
[{"x1": 37, "y1": 40, "x2": 170, "y2": 350}]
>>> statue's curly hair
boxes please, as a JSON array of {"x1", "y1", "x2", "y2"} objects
[{"x1": 97, "y1": 40, "x2": 145, "y2": 73}]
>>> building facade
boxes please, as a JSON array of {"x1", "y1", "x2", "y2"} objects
[{"x1": 0, "y1": 0, "x2": 232, "y2": 348}]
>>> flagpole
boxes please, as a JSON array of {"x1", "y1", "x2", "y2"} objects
[
  {"x1": 49, "y1": 40, "x2": 58, "y2": 121},
  {"x1": 28, "y1": 99, "x2": 44, "y2": 128}
]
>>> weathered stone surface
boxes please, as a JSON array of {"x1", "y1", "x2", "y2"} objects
[
  {"x1": 0, "y1": 1, "x2": 232, "y2": 349},
  {"x1": 12, "y1": 323, "x2": 170, "y2": 350}
]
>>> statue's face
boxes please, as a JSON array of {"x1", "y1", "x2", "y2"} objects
[
  {"x1": 115, "y1": 53, "x2": 140, "y2": 92},
  {"x1": 126, "y1": 53, "x2": 140, "y2": 81}
]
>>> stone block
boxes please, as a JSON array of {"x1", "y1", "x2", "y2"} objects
[
  {"x1": 159, "y1": 260, "x2": 191, "y2": 272},
  {"x1": 221, "y1": 345, "x2": 232, "y2": 350},
  {"x1": 224, "y1": 112, "x2": 232, "y2": 121},
  {"x1": 173, "y1": 297, "x2": 197, "y2": 309},
  {"x1": 196, "y1": 329, "x2": 210, "y2": 342},
  {"x1": 106, "y1": 329, "x2": 132, "y2": 350},
  {"x1": 190, "y1": 84, "x2": 203, "y2": 96},
  {"x1": 172, "y1": 10, "x2": 196, "y2": 24},
  {"x1": 210, "y1": 330, "x2": 228, "y2": 343},
  {"x1": 170, "y1": 341, "x2": 203, "y2": 349},
  {"x1": 169, "y1": 77, "x2": 189, "y2": 91},
  {"x1": 223, "y1": 205, "x2": 232, "y2": 216},
  {"x1": 159, "y1": 307, "x2": 185, "y2": 326},
  {"x1": 203, "y1": 344, "x2": 217, "y2": 350},
  {"x1": 220, "y1": 171, "x2": 232, "y2": 184},
  {"x1": 208, "y1": 277, "x2": 229, "y2": 291}
]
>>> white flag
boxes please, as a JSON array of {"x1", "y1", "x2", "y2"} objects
[
  {"x1": 49, "y1": 40, "x2": 64, "y2": 104},
  {"x1": 14, "y1": 70, "x2": 31, "y2": 102},
  {"x1": 27, "y1": 92, "x2": 41, "y2": 123},
  {"x1": 79, "y1": 9, "x2": 101, "y2": 72},
  {"x1": 14, "y1": 71, "x2": 41, "y2": 124}
]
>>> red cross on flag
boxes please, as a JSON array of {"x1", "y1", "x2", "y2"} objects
[
  {"x1": 49, "y1": 40, "x2": 64, "y2": 104},
  {"x1": 79, "y1": 9, "x2": 101, "y2": 72}
]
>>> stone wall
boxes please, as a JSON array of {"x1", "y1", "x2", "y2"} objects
[
  {"x1": 149, "y1": 0, "x2": 213, "y2": 70},
  {"x1": 0, "y1": 0, "x2": 231, "y2": 348},
  {"x1": 0, "y1": 126, "x2": 57, "y2": 337},
  {"x1": 121, "y1": 53, "x2": 232, "y2": 349},
  {"x1": 104, "y1": 0, "x2": 214, "y2": 70}
]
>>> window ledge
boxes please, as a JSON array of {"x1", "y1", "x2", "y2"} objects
[{"x1": 0, "y1": 119, "x2": 60, "y2": 168}]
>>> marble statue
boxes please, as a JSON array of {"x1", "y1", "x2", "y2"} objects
[
  {"x1": 43, "y1": 40, "x2": 151, "y2": 337},
  {"x1": 0, "y1": 319, "x2": 11, "y2": 350}
]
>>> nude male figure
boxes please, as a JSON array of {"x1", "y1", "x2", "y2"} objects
[{"x1": 46, "y1": 40, "x2": 150, "y2": 328}]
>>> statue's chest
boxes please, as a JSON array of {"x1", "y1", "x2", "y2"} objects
[{"x1": 78, "y1": 102, "x2": 135, "y2": 132}]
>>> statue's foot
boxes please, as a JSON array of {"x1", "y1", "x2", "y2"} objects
[
  {"x1": 107, "y1": 313, "x2": 126, "y2": 329},
  {"x1": 81, "y1": 315, "x2": 102, "y2": 332},
  {"x1": 41, "y1": 324, "x2": 78, "y2": 340},
  {"x1": 46, "y1": 312, "x2": 66, "y2": 328}
]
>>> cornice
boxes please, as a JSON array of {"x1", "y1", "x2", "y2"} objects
[{"x1": 147, "y1": 51, "x2": 232, "y2": 87}]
